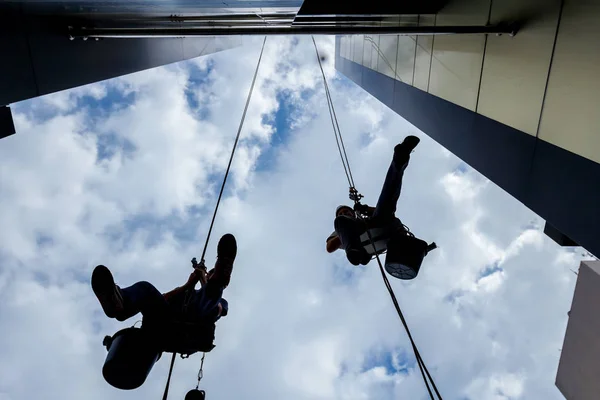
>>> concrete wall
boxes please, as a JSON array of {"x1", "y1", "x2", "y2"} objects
[
  {"x1": 556, "y1": 260, "x2": 600, "y2": 400},
  {"x1": 338, "y1": 0, "x2": 600, "y2": 165}
]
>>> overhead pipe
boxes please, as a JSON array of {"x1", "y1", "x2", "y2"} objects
[{"x1": 69, "y1": 23, "x2": 518, "y2": 39}]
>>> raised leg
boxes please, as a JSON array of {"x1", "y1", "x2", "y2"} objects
[
  {"x1": 91, "y1": 265, "x2": 169, "y2": 324},
  {"x1": 372, "y1": 136, "x2": 420, "y2": 220},
  {"x1": 119, "y1": 281, "x2": 170, "y2": 325}
]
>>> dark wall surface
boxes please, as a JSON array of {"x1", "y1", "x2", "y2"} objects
[
  {"x1": 0, "y1": 3, "x2": 241, "y2": 108},
  {"x1": 298, "y1": 0, "x2": 446, "y2": 15},
  {"x1": 335, "y1": 40, "x2": 600, "y2": 257}
]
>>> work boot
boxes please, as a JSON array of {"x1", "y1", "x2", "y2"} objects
[
  {"x1": 213, "y1": 234, "x2": 237, "y2": 288},
  {"x1": 360, "y1": 251, "x2": 372, "y2": 265},
  {"x1": 346, "y1": 247, "x2": 371, "y2": 266},
  {"x1": 346, "y1": 248, "x2": 362, "y2": 266},
  {"x1": 91, "y1": 265, "x2": 125, "y2": 319},
  {"x1": 393, "y1": 135, "x2": 420, "y2": 167},
  {"x1": 400, "y1": 135, "x2": 420, "y2": 152}
]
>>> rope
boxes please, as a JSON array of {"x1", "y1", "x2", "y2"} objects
[
  {"x1": 162, "y1": 353, "x2": 177, "y2": 400},
  {"x1": 200, "y1": 36, "x2": 268, "y2": 263},
  {"x1": 363, "y1": 222, "x2": 442, "y2": 400},
  {"x1": 161, "y1": 36, "x2": 268, "y2": 400},
  {"x1": 358, "y1": 214, "x2": 441, "y2": 398},
  {"x1": 312, "y1": 36, "x2": 442, "y2": 400},
  {"x1": 311, "y1": 36, "x2": 356, "y2": 189}
]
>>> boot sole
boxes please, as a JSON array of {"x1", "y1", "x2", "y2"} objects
[
  {"x1": 217, "y1": 233, "x2": 237, "y2": 260},
  {"x1": 402, "y1": 135, "x2": 420, "y2": 152},
  {"x1": 91, "y1": 265, "x2": 124, "y2": 318},
  {"x1": 214, "y1": 234, "x2": 237, "y2": 287}
]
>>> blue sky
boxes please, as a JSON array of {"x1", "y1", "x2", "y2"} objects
[{"x1": 0, "y1": 36, "x2": 588, "y2": 400}]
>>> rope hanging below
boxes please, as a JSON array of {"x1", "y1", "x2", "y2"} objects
[
  {"x1": 311, "y1": 36, "x2": 442, "y2": 399},
  {"x1": 161, "y1": 351, "x2": 177, "y2": 400},
  {"x1": 161, "y1": 36, "x2": 268, "y2": 400},
  {"x1": 363, "y1": 224, "x2": 443, "y2": 400}
]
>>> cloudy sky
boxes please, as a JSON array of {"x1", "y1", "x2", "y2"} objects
[{"x1": 0, "y1": 36, "x2": 589, "y2": 400}]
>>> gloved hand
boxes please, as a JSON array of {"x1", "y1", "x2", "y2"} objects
[
  {"x1": 185, "y1": 268, "x2": 207, "y2": 289},
  {"x1": 353, "y1": 202, "x2": 371, "y2": 215},
  {"x1": 185, "y1": 270, "x2": 200, "y2": 289}
]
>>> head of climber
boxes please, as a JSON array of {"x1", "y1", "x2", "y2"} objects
[
  {"x1": 336, "y1": 205, "x2": 355, "y2": 218},
  {"x1": 218, "y1": 298, "x2": 228, "y2": 317}
]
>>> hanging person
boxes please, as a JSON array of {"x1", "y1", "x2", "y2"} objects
[
  {"x1": 326, "y1": 135, "x2": 434, "y2": 279},
  {"x1": 91, "y1": 233, "x2": 237, "y2": 334}
]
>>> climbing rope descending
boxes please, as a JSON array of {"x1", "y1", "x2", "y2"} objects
[
  {"x1": 200, "y1": 35, "x2": 268, "y2": 264},
  {"x1": 311, "y1": 36, "x2": 356, "y2": 190},
  {"x1": 312, "y1": 37, "x2": 442, "y2": 400},
  {"x1": 161, "y1": 36, "x2": 268, "y2": 400}
]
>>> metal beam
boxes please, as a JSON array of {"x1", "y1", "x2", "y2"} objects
[{"x1": 69, "y1": 23, "x2": 518, "y2": 38}]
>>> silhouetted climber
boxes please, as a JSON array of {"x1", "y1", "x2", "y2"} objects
[
  {"x1": 326, "y1": 136, "x2": 435, "y2": 279},
  {"x1": 92, "y1": 233, "x2": 237, "y2": 330}
]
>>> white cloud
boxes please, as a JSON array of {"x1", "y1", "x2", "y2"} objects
[
  {"x1": 441, "y1": 169, "x2": 487, "y2": 203},
  {"x1": 466, "y1": 373, "x2": 525, "y2": 399},
  {"x1": 0, "y1": 36, "x2": 586, "y2": 400}
]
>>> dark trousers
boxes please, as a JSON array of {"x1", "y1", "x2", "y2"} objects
[
  {"x1": 119, "y1": 280, "x2": 223, "y2": 328},
  {"x1": 120, "y1": 281, "x2": 170, "y2": 325},
  {"x1": 372, "y1": 145, "x2": 409, "y2": 220},
  {"x1": 335, "y1": 146, "x2": 409, "y2": 258}
]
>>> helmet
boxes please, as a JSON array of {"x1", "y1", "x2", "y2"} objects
[{"x1": 336, "y1": 205, "x2": 354, "y2": 216}]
